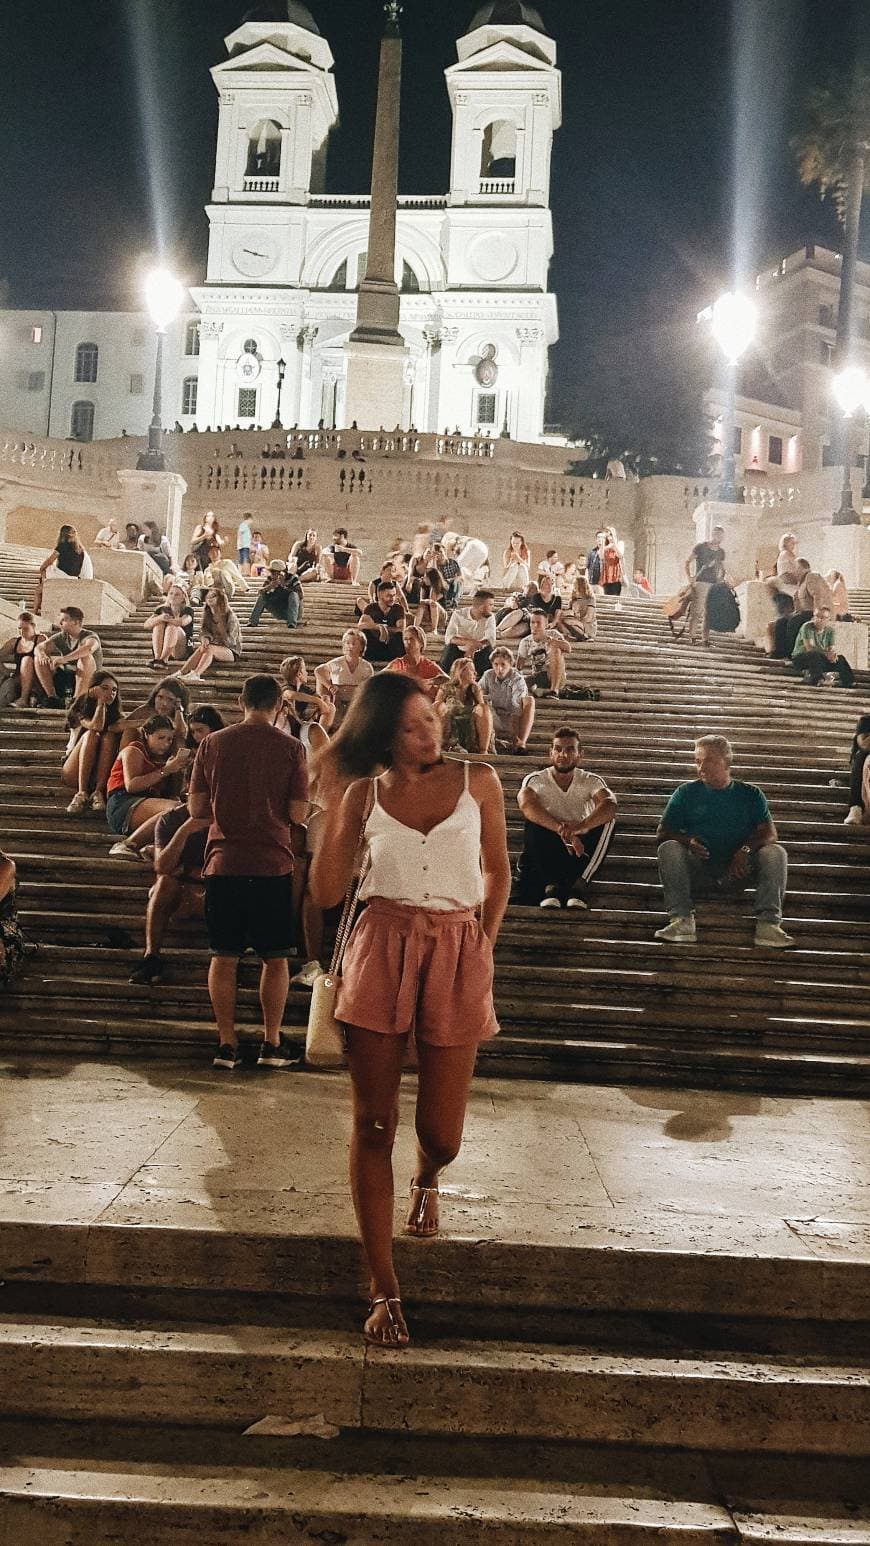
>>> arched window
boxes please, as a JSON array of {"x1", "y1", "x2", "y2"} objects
[
  {"x1": 402, "y1": 260, "x2": 420, "y2": 293},
  {"x1": 182, "y1": 378, "x2": 198, "y2": 416},
  {"x1": 480, "y1": 120, "x2": 517, "y2": 181},
  {"x1": 246, "y1": 119, "x2": 282, "y2": 178},
  {"x1": 74, "y1": 343, "x2": 99, "y2": 383},
  {"x1": 185, "y1": 321, "x2": 200, "y2": 357},
  {"x1": 327, "y1": 259, "x2": 348, "y2": 290},
  {"x1": 243, "y1": 337, "x2": 259, "y2": 356},
  {"x1": 70, "y1": 401, "x2": 95, "y2": 441}
]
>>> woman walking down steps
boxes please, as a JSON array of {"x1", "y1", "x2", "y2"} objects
[{"x1": 310, "y1": 673, "x2": 510, "y2": 1349}]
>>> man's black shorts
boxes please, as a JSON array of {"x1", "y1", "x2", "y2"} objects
[{"x1": 204, "y1": 874, "x2": 294, "y2": 959}]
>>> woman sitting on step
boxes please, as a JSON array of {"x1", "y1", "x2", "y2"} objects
[
  {"x1": 144, "y1": 584, "x2": 195, "y2": 669},
  {"x1": 175, "y1": 588, "x2": 242, "y2": 684},
  {"x1": 289, "y1": 529, "x2": 322, "y2": 584},
  {"x1": 120, "y1": 678, "x2": 190, "y2": 753},
  {"x1": 0, "y1": 852, "x2": 25, "y2": 988},
  {"x1": 105, "y1": 715, "x2": 188, "y2": 845},
  {"x1": 0, "y1": 611, "x2": 46, "y2": 709},
  {"x1": 560, "y1": 573, "x2": 598, "y2": 641},
  {"x1": 309, "y1": 673, "x2": 511, "y2": 1348},
  {"x1": 434, "y1": 658, "x2": 494, "y2": 755},
  {"x1": 34, "y1": 524, "x2": 93, "y2": 613},
  {"x1": 62, "y1": 671, "x2": 124, "y2": 815},
  {"x1": 274, "y1": 655, "x2": 335, "y2": 753}
]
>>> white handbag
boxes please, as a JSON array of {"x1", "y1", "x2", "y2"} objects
[{"x1": 305, "y1": 787, "x2": 372, "y2": 1069}]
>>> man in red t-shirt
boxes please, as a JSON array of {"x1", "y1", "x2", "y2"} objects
[
  {"x1": 386, "y1": 625, "x2": 447, "y2": 701},
  {"x1": 189, "y1": 674, "x2": 309, "y2": 1071}
]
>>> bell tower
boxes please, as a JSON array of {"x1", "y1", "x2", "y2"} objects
[
  {"x1": 446, "y1": 2, "x2": 561, "y2": 209},
  {"x1": 209, "y1": 3, "x2": 338, "y2": 218}
]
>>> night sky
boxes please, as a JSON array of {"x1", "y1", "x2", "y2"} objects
[{"x1": 1, "y1": 0, "x2": 866, "y2": 426}]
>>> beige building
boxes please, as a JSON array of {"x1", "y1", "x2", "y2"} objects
[{"x1": 706, "y1": 244, "x2": 870, "y2": 477}]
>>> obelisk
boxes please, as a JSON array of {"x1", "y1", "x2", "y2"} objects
[{"x1": 343, "y1": 0, "x2": 408, "y2": 429}]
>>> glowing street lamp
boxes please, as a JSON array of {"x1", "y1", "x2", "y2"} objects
[
  {"x1": 710, "y1": 290, "x2": 757, "y2": 503},
  {"x1": 137, "y1": 267, "x2": 186, "y2": 472},
  {"x1": 831, "y1": 364, "x2": 869, "y2": 526}
]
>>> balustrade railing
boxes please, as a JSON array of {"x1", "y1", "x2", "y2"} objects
[
  {"x1": 242, "y1": 176, "x2": 280, "y2": 193},
  {"x1": 479, "y1": 178, "x2": 516, "y2": 196}
]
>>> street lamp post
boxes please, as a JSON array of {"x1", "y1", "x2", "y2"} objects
[
  {"x1": 710, "y1": 290, "x2": 757, "y2": 504},
  {"x1": 831, "y1": 364, "x2": 866, "y2": 526},
  {"x1": 137, "y1": 268, "x2": 185, "y2": 473},
  {"x1": 272, "y1": 357, "x2": 287, "y2": 430}
]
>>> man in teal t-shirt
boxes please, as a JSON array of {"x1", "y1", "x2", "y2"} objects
[
  {"x1": 654, "y1": 735, "x2": 793, "y2": 948},
  {"x1": 791, "y1": 606, "x2": 855, "y2": 688}
]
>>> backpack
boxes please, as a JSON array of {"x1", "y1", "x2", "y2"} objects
[{"x1": 706, "y1": 583, "x2": 740, "y2": 634}]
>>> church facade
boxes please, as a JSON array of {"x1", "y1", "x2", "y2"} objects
[
  {"x1": 0, "y1": 1, "x2": 562, "y2": 443},
  {"x1": 191, "y1": 0, "x2": 561, "y2": 440}
]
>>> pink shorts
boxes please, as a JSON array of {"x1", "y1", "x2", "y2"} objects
[{"x1": 336, "y1": 897, "x2": 499, "y2": 1047}]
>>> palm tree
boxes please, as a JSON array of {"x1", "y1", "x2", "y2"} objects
[{"x1": 793, "y1": 70, "x2": 870, "y2": 519}]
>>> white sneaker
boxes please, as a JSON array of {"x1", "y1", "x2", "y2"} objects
[
  {"x1": 66, "y1": 791, "x2": 89, "y2": 815},
  {"x1": 566, "y1": 895, "x2": 589, "y2": 911},
  {"x1": 755, "y1": 921, "x2": 795, "y2": 949},
  {"x1": 184, "y1": 673, "x2": 204, "y2": 683},
  {"x1": 290, "y1": 960, "x2": 323, "y2": 988},
  {"x1": 109, "y1": 840, "x2": 140, "y2": 861},
  {"x1": 90, "y1": 791, "x2": 106, "y2": 813},
  {"x1": 844, "y1": 806, "x2": 863, "y2": 826},
  {"x1": 654, "y1": 916, "x2": 696, "y2": 943}
]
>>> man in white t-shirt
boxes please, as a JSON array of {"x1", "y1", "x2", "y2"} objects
[
  {"x1": 516, "y1": 726, "x2": 617, "y2": 909},
  {"x1": 440, "y1": 589, "x2": 497, "y2": 677},
  {"x1": 516, "y1": 611, "x2": 570, "y2": 695},
  {"x1": 314, "y1": 628, "x2": 373, "y2": 718}
]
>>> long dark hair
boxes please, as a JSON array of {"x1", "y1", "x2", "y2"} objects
[
  {"x1": 187, "y1": 705, "x2": 224, "y2": 744},
  {"x1": 330, "y1": 673, "x2": 426, "y2": 776},
  {"x1": 56, "y1": 523, "x2": 85, "y2": 576},
  {"x1": 67, "y1": 670, "x2": 122, "y2": 731},
  {"x1": 144, "y1": 676, "x2": 191, "y2": 713}
]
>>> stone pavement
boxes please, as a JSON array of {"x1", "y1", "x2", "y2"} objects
[{"x1": 3, "y1": 1055, "x2": 869, "y2": 1265}]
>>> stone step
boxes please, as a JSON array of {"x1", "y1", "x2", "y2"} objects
[
  {"x1": 1, "y1": 1310, "x2": 868, "y2": 1453},
  {"x1": 3, "y1": 1425, "x2": 867, "y2": 1545}
]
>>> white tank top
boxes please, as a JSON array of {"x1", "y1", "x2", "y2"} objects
[{"x1": 360, "y1": 761, "x2": 484, "y2": 911}]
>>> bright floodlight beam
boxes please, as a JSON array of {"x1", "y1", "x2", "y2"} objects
[
  {"x1": 831, "y1": 364, "x2": 869, "y2": 526},
  {"x1": 138, "y1": 267, "x2": 186, "y2": 472},
  {"x1": 711, "y1": 291, "x2": 757, "y2": 503}
]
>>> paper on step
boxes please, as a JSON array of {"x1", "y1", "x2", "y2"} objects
[{"x1": 242, "y1": 1414, "x2": 340, "y2": 1439}]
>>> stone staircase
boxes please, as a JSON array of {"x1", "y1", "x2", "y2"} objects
[
  {"x1": 1, "y1": 545, "x2": 869, "y2": 1093},
  {"x1": 2, "y1": 547, "x2": 870, "y2": 1542},
  {"x1": 2, "y1": 1187, "x2": 869, "y2": 1542}
]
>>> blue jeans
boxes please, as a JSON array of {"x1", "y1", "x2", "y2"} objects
[
  {"x1": 248, "y1": 590, "x2": 301, "y2": 628},
  {"x1": 657, "y1": 839, "x2": 787, "y2": 924}
]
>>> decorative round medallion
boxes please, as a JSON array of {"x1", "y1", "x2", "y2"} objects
[
  {"x1": 468, "y1": 232, "x2": 518, "y2": 283},
  {"x1": 237, "y1": 351, "x2": 262, "y2": 383},
  {"x1": 232, "y1": 237, "x2": 278, "y2": 278},
  {"x1": 475, "y1": 342, "x2": 499, "y2": 387}
]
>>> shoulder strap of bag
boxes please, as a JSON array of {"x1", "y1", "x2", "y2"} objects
[{"x1": 328, "y1": 780, "x2": 375, "y2": 977}]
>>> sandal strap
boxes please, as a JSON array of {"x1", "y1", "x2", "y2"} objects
[{"x1": 409, "y1": 1182, "x2": 439, "y2": 1196}]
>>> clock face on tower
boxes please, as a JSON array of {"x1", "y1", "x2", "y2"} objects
[{"x1": 232, "y1": 237, "x2": 278, "y2": 278}]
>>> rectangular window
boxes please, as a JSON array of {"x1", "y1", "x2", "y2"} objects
[
  {"x1": 182, "y1": 378, "x2": 198, "y2": 416},
  {"x1": 238, "y1": 387, "x2": 258, "y2": 418},
  {"x1": 31, "y1": 325, "x2": 43, "y2": 344},
  {"x1": 819, "y1": 338, "x2": 833, "y2": 366},
  {"x1": 476, "y1": 392, "x2": 497, "y2": 426},
  {"x1": 27, "y1": 371, "x2": 46, "y2": 392},
  {"x1": 818, "y1": 303, "x2": 835, "y2": 329},
  {"x1": 185, "y1": 322, "x2": 201, "y2": 357},
  {"x1": 130, "y1": 373, "x2": 144, "y2": 395},
  {"x1": 768, "y1": 434, "x2": 783, "y2": 466},
  {"x1": 132, "y1": 327, "x2": 146, "y2": 347},
  {"x1": 731, "y1": 426, "x2": 742, "y2": 454}
]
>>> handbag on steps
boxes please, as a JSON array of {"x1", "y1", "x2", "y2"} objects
[{"x1": 305, "y1": 783, "x2": 373, "y2": 1069}]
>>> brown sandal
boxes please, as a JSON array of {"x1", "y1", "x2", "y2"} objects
[{"x1": 404, "y1": 1182, "x2": 440, "y2": 1238}]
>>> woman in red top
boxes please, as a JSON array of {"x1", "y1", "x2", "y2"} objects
[{"x1": 105, "y1": 715, "x2": 188, "y2": 839}]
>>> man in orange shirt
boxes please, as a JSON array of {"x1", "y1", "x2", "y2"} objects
[{"x1": 387, "y1": 625, "x2": 447, "y2": 701}]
